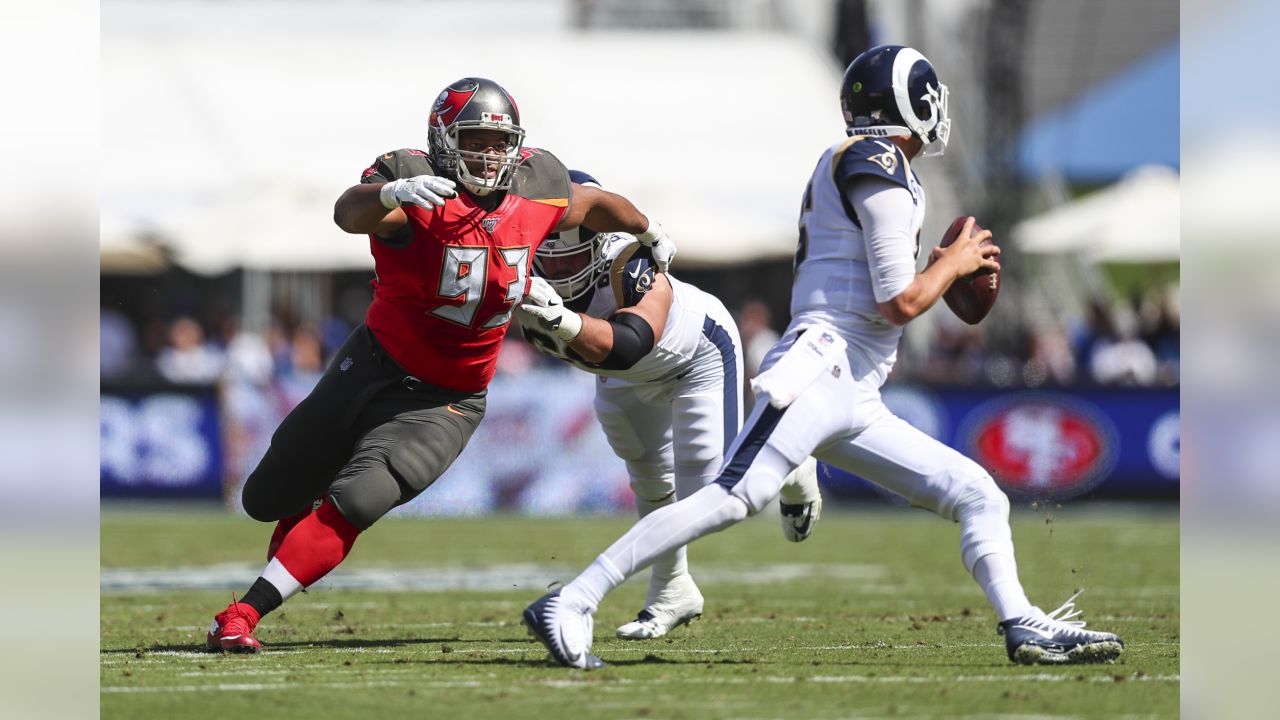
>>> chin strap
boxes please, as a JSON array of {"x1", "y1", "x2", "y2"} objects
[{"x1": 462, "y1": 181, "x2": 496, "y2": 197}]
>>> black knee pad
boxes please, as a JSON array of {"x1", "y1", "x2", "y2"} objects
[{"x1": 241, "y1": 448, "x2": 298, "y2": 522}]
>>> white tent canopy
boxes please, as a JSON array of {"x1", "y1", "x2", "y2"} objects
[
  {"x1": 102, "y1": 1, "x2": 846, "y2": 274},
  {"x1": 99, "y1": 214, "x2": 169, "y2": 274},
  {"x1": 1012, "y1": 165, "x2": 1180, "y2": 262},
  {"x1": 1181, "y1": 138, "x2": 1280, "y2": 246},
  {"x1": 164, "y1": 184, "x2": 374, "y2": 273}
]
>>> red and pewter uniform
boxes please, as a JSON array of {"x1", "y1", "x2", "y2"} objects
[{"x1": 360, "y1": 148, "x2": 572, "y2": 392}]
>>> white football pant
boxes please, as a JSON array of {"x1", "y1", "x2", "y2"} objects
[
  {"x1": 592, "y1": 311, "x2": 743, "y2": 605},
  {"x1": 590, "y1": 322, "x2": 1015, "y2": 590}
]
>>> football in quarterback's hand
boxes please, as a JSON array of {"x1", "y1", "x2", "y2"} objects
[{"x1": 938, "y1": 216, "x2": 1000, "y2": 325}]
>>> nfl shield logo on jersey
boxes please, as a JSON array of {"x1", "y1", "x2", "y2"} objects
[{"x1": 481, "y1": 216, "x2": 501, "y2": 233}]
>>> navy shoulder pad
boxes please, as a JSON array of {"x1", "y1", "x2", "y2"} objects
[
  {"x1": 831, "y1": 137, "x2": 910, "y2": 191},
  {"x1": 360, "y1": 148, "x2": 436, "y2": 184},
  {"x1": 607, "y1": 244, "x2": 658, "y2": 309}
]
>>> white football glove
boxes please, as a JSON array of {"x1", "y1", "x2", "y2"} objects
[
  {"x1": 518, "y1": 277, "x2": 583, "y2": 341},
  {"x1": 523, "y1": 276, "x2": 562, "y2": 309},
  {"x1": 635, "y1": 221, "x2": 676, "y2": 273},
  {"x1": 379, "y1": 175, "x2": 458, "y2": 210}
]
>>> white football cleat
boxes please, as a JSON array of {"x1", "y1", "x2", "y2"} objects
[
  {"x1": 616, "y1": 575, "x2": 704, "y2": 640},
  {"x1": 523, "y1": 589, "x2": 604, "y2": 669},
  {"x1": 779, "y1": 456, "x2": 822, "y2": 542},
  {"x1": 998, "y1": 590, "x2": 1124, "y2": 665}
]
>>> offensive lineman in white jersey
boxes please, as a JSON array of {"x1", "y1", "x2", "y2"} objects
[
  {"x1": 524, "y1": 47, "x2": 1124, "y2": 668},
  {"x1": 517, "y1": 170, "x2": 822, "y2": 640}
]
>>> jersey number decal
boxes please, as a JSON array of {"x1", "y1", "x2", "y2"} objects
[
  {"x1": 431, "y1": 245, "x2": 529, "y2": 328},
  {"x1": 483, "y1": 247, "x2": 530, "y2": 328}
]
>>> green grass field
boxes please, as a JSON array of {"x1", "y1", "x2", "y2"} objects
[{"x1": 102, "y1": 503, "x2": 1178, "y2": 719}]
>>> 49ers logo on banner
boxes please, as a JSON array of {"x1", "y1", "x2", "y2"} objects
[{"x1": 961, "y1": 395, "x2": 1118, "y2": 501}]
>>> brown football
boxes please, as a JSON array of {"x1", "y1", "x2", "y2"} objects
[{"x1": 938, "y1": 216, "x2": 999, "y2": 325}]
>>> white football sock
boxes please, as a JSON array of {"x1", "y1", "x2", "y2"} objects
[
  {"x1": 261, "y1": 558, "x2": 304, "y2": 602},
  {"x1": 971, "y1": 553, "x2": 1033, "y2": 621},
  {"x1": 566, "y1": 483, "x2": 749, "y2": 608},
  {"x1": 564, "y1": 555, "x2": 623, "y2": 610},
  {"x1": 635, "y1": 496, "x2": 688, "y2": 595}
]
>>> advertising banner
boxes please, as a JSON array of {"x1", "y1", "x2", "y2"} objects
[
  {"x1": 821, "y1": 385, "x2": 1180, "y2": 502},
  {"x1": 101, "y1": 384, "x2": 225, "y2": 499},
  {"x1": 101, "y1": 374, "x2": 1178, "y2": 509}
]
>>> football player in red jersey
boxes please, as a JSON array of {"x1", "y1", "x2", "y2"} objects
[{"x1": 204, "y1": 77, "x2": 677, "y2": 653}]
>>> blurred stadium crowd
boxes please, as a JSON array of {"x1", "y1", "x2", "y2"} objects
[{"x1": 100, "y1": 279, "x2": 1178, "y2": 392}]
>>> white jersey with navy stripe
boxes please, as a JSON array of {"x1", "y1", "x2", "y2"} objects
[
  {"x1": 791, "y1": 135, "x2": 926, "y2": 383},
  {"x1": 520, "y1": 234, "x2": 727, "y2": 385}
]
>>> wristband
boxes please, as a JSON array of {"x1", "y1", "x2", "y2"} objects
[
  {"x1": 635, "y1": 221, "x2": 659, "y2": 245},
  {"x1": 553, "y1": 309, "x2": 583, "y2": 342}
]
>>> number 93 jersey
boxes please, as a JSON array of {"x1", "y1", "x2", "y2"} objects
[
  {"x1": 791, "y1": 135, "x2": 926, "y2": 380},
  {"x1": 519, "y1": 234, "x2": 725, "y2": 385},
  {"x1": 360, "y1": 147, "x2": 572, "y2": 393}
]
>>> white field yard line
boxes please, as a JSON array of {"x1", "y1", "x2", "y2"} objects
[
  {"x1": 102, "y1": 673, "x2": 1180, "y2": 694},
  {"x1": 101, "y1": 563, "x2": 887, "y2": 594},
  {"x1": 799, "y1": 641, "x2": 1179, "y2": 650},
  {"x1": 148, "y1": 614, "x2": 1175, "y2": 636},
  {"x1": 154, "y1": 621, "x2": 520, "y2": 632},
  {"x1": 122, "y1": 600, "x2": 532, "y2": 612},
  {"x1": 101, "y1": 641, "x2": 1178, "y2": 669}
]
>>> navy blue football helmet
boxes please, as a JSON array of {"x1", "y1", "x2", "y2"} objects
[
  {"x1": 839, "y1": 45, "x2": 950, "y2": 156},
  {"x1": 534, "y1": 170, "x2": 606, "y2": 301}
]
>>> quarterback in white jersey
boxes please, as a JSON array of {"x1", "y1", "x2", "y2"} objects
[
  {"x1": 517, "y1": 170, "x2": 823, "y2": 640},
  {"x1": 524, "y1": 47, "x2": 1124, "y2": 670}
]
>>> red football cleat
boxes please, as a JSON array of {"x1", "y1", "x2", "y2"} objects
[{"x1": 205, "y1": 600, "x2": 263, "y2": 653}]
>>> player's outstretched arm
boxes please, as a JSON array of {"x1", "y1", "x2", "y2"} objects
[
  {"x1": 334, "y1": 183, "x2": 407, "y2": 235},
  {"x1": 333, "y1": 176, "x2": 457, "y2": 236},
  {"x1": 569, "y1": 274, "x2": 671, "y2": 365},
  {"x1": 556, "y1": 183, "x2": 647, "y2": 234},
  {"x1": 558, "y1": 184, "x2": 676, "y2": 271},
  {"x1": 518, "y1": 275, "x2": 671, "y2": 368}
]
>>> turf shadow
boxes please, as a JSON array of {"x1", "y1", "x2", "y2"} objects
[
  {"x1": 604, "y1": 654, "x2": 762, "y2": 666},
  {"x1": 369, "y1": 656, "x2": 552, "y2": 668},
  {"x1": 101, "y1": 636, "x2": 489, "y2": 655}
]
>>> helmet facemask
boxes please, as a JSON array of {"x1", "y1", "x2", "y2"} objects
[
  {"x1": 435, "y1": 118, "x2": 526, "y2": 197},
  {"x1": 890, "y1": 47, "x2": 950, "y2": 157},
  {"x1": 533, "y1": 228, "x2": 606, "y2": 302},
  {"x1": 912, "y1": 80, "x2": 950, "y2": 157}
]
